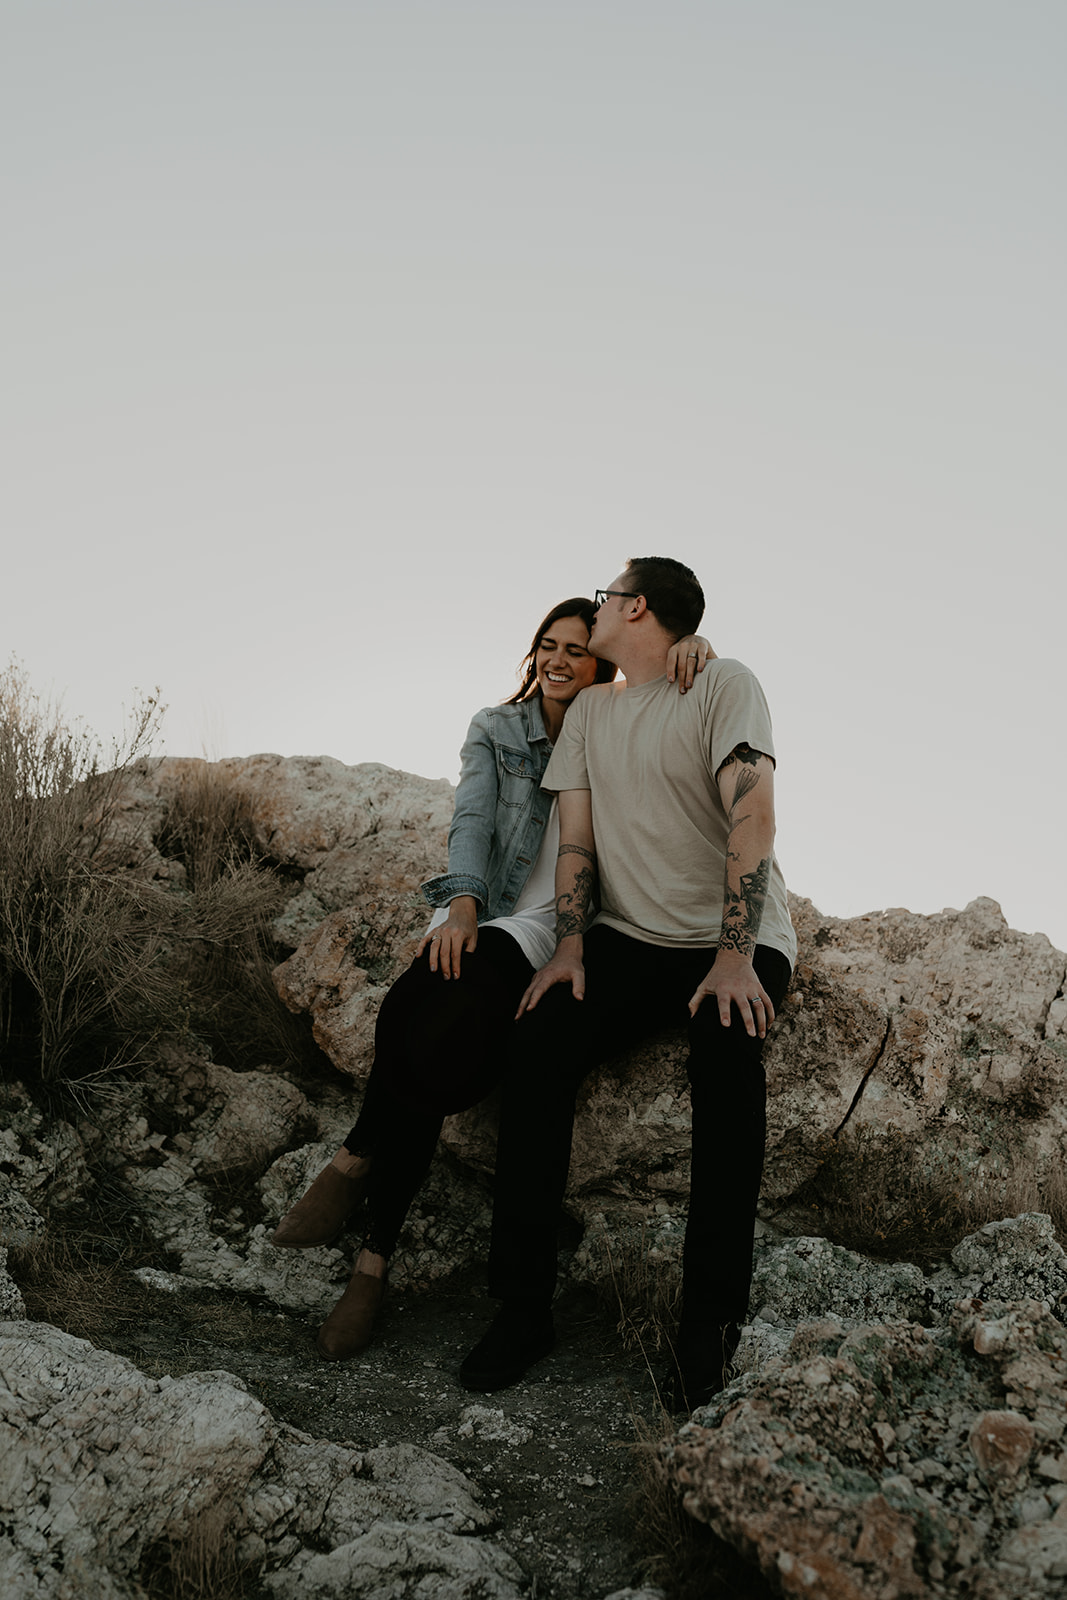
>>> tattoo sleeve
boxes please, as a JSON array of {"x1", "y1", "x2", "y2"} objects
[
  {"x1": 717, "y1": 746, "x2": 772, "y2": 956},
  {"x1": 554, "y1": 850, "x2": 596, "y2": 941},
  {"x1": 718, "y1": 856, "x2": 771, "y2": 955}
]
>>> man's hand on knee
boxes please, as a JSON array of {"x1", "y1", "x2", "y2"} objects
[
  {"x1": 517, "y1": 938, "x2": 586, "y2": 1016},
  {"x1": 689, "y1": 950, "x2": 774, "y2": 1037}
]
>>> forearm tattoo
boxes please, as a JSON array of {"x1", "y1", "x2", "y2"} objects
[
  {"x1": 718, "y1": 747, "x2": 771, "y2": 955},
  {"x1": 719, "y1": 855, "x2": 771, "y2": 955},
  {"x1": 558, "y1": 844, "x2": 595, "y2": 862},
  {"x1": 555, "y1": 864, "x2": 595, "y2": 941}
]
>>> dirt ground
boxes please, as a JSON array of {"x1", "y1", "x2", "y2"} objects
[{"x1": 96, "y1": 1264, "x2": 772, "y2": 1600}]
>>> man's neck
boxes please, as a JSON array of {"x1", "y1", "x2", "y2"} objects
[{"x1": 610, "y1": 642, "x2": 669, "y2": 688}]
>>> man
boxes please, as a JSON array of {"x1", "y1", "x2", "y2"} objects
[{"x1": 459, "y1": 556, "x2": 796, "y2": 1410}]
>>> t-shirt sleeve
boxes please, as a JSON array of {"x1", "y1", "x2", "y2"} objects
[
  {"x1": 707, "y1": 666, "x2": 777, "y2": 777},
  {"x1": 542, "y1": 692, "x2": 592, "y2": 794}
]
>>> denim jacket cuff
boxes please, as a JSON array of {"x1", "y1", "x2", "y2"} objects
[{"x1": 421, "y1": 873, "x2": 489, "y2": 911}]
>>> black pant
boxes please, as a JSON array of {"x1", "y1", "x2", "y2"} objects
[
  {"x1": 344, "y1": 927, "x2": 533, "y2": 1260},
  {"x1": 487, "y1": 926, "x2": 792, "y2": 1336}
]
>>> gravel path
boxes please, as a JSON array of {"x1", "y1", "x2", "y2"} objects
[{"x1": 108, "y1": 1266, "x2": 692, "y2": 1598}]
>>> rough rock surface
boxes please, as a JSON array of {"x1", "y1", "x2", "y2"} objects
[
  {"x1": 0, "y1": 1319, "x2": 523, "y2": 1600},
  {"x1": 108, "y1": 757, "x2": 1067, "y2": 1279},
  {"x1": 6, "y1": 753, "x2": 1067, "y2": 1598},
  {"x1": 665, "y1": 1297, "x2": 1067, "y2": 1600},
  {"x1": 237, "y1": 752, "x2": 1067, "y2": 1249}
]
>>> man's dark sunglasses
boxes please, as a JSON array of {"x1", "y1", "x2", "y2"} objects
[{"x1": 594, "y1": 588, "x2": 640, "y2": 608}]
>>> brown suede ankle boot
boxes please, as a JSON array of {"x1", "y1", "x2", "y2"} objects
[
  {"x1": 270, "y1": 1163, "x2": 369, "y2": 1249},
  {"x1": 315, "y1": 1271, "x2": 387, "y2": 1360}
]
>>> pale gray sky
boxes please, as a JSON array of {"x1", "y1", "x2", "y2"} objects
[{"x1": 3, "y1": 2, "x2": 1065, "y2": 949}]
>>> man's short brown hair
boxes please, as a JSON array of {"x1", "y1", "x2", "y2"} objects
[{"x1": 624, "y1": 557, "x2": 705, "y2": 640}]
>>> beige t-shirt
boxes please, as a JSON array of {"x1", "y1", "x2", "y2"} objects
[{"x1": 542, "y1": 659, "x2": 796, "y2": 964}]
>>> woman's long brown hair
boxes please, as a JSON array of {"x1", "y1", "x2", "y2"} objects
[{"x1": 504, "y1": 597, "x2": 617, "y2": 704}]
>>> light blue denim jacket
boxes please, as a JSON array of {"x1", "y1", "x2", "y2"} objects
[{"x1": 421, "y1": 697, "x2": 554, "y2": 922}]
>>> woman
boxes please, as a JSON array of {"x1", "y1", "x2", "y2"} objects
[{"x1": 271, "y1": 596, "x2": 712, "y2": 1360}]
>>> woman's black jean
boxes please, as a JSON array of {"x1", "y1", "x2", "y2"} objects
[{"x1": 343, "y1": 927, "x2": 533, "y2": 1260}]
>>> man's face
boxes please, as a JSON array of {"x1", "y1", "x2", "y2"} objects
[{"x1": 589, "y1": 572, "x2": 634, "y2": 660}]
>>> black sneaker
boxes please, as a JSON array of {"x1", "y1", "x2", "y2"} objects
[{"x1": 459, "y1": 1304, "x2": 555, "y2": 1392}]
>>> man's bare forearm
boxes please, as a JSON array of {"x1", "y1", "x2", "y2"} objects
[
  {"x1": 716, "y1": 747, "x2": 775, "y2": 958},
  {"x1": 554, "y1": 842, "x2": 595, "y2": 943}
]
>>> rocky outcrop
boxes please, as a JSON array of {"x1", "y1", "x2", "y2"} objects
[
  {"x1": 0, "y1": 1319, "x2": 524, "y2": 1600},
  {"x1": 9, "y1": 754, "x2": 1066, "y2": 1307},
  {"x1": 5, "y1": 753, "x2": 1067, "y2": 1598},
  {"x1": 665, "y1": 1296, "x2": 1067, "y2": 1599}
]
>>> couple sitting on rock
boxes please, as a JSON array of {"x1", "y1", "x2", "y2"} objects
[{"x1": 271, "y1": 555, "x2": 796, "y2": 1412}]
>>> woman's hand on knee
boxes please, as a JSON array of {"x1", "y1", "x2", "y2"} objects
[{"x1": 418, "y1": 897, "x2": 479, "y2": 979}]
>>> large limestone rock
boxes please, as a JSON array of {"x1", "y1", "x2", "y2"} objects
[
  {"x1": 665, "y1": 1297, "x2": 1067, "y2": 1600},
  {"x1": 50, "y1": 755, "x2": 1062, "y2": 1309},
  {"x1": 0, "y1": 1320, "x2": 524, "y2": 1600},
  {"x1": 770, "y1": 896, "x2": 1067, "y2": 1205},
  {"x1": 116, "y1": 756, "x2": 1067, "y2": 1244},
  {"x1": 266, "y1": 768, "x2": 1067, "y2": 1231}
]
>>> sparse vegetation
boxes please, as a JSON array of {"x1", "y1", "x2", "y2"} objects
[
  {"x1": 627, "y1": 1410, "x2": 777, "y2": 1600},
  {"x1": 590, "y1": 1225, "x2": 683, "y2": 1355},
  {"x1": 140, "y1": 1500, "x2": 264, "y2": 1600},
  {"x1": 0, "y1": 663, "x2": 318, "y2": 1094},
  {"x1": 0, "y1": 661, "x2": 169, "y2": 1083},
  {"x1": 777, "y1": 1122, "x2": 1067, "y2": 1263}
]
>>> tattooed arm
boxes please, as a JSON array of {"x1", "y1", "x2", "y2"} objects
[
  {"x1": 687, "y1": 743, "x2": 778, "y2": 1037},
  {"x1": 516, "y1": 789, "x2": 595, "y2": 1015}
]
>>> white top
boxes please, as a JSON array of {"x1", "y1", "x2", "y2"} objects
[{"x1": 425, "y1": 797, "x2": 559, "y2": 969}]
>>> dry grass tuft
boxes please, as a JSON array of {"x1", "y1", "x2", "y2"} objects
[
  {"x1": 140, "y1": 1500, "x2": 263, "y2": 1600},
  {"x1": 626, "y1": 1410, "x2": 775, "y2": 1600},
  {"x1": 779, "y1": 1124, "x2": 1067, "y2": 1264},
  {"x1": 12, "y1": 1222, "x2": 159, "y2": 1343},
  {"x1": 10, "y1": 1219, "x2": 290, "y2": 1378},
  {"x1": 588, "y1": 1227, "x2": 683, "y2": 1355}
]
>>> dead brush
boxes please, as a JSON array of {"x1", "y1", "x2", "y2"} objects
[
  {"x1": 140, "y1": 1499, "x2": 263, "y2": 1600},
  {"x1": 959, "y1": 1164, "x2": 1067, "y2": 1245},
  {"x1": 626, "y1": 1407, "x2": 776, "y2": 1600},
  {"x1": 780, "y1": 1124, "x2": 1067, "y2": 1264},
  {"x1": 156, "y1": 760, "x2": 264, "y2": 891},
  {"x1": 156, "y1": 761, "x2": 327, "y2": 1074},
  {"x1": 590, "y1": 1226, "x2": 683, "y2": 1355},
  {"x1": 11, "y1": 1223, "x2": 159, "y2": 1344},
  {"x1": 779, "y1": 1125, "x2": 973, "y2": 1265}
]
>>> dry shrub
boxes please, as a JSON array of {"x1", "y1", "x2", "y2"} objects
[
  {"x1": 12, "y1": 1223, "x2": 159, "y2": 1343},
  {"x1": 627, "y1": 1411, "x2": 775, "y2": 1600},
  {"x1": 0, "y1": 665, "x2": 319, "y2": 1091},
  {"x1": 155, "y1": 760, "x2": 325, "y2": 1075},
  {"x1": 778, "y1": 1125, "x2": 970, "y2": 1264},
  {"x1": 140, "y1": 1500, "x2": 263, "y2": 1600},
  {"x1": 157, "y1": 760, "x2": 264, "y2": 891},
  {"x1": 777, "y1": 1124, "x2": 1067, "y2": 1264},
  {"x1": 0, "y1": 661, "x2": 168, "y2": 1083},
  {"x1": 590, "y1": 1226, "x2": 683, "y2": 1355}
]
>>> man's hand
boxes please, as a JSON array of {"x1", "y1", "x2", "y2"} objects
[
  {"x1": 417, "y1": 896, "x2": 479, "y2": 979},
  {"x1": 688, "y1": 949, "x2": 775, "y2": 1037},
  {"x1": 517, "y1": 938, "x2": 586, "y2": 1016}
]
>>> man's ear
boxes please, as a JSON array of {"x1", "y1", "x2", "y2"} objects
[{"x1": 627, "y1": 595, "x2": 648, "y2": 620}]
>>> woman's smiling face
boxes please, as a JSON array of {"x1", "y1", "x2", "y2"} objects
[{"x1": 534, "y1": 614, "x2": 599, "y2": 707}]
